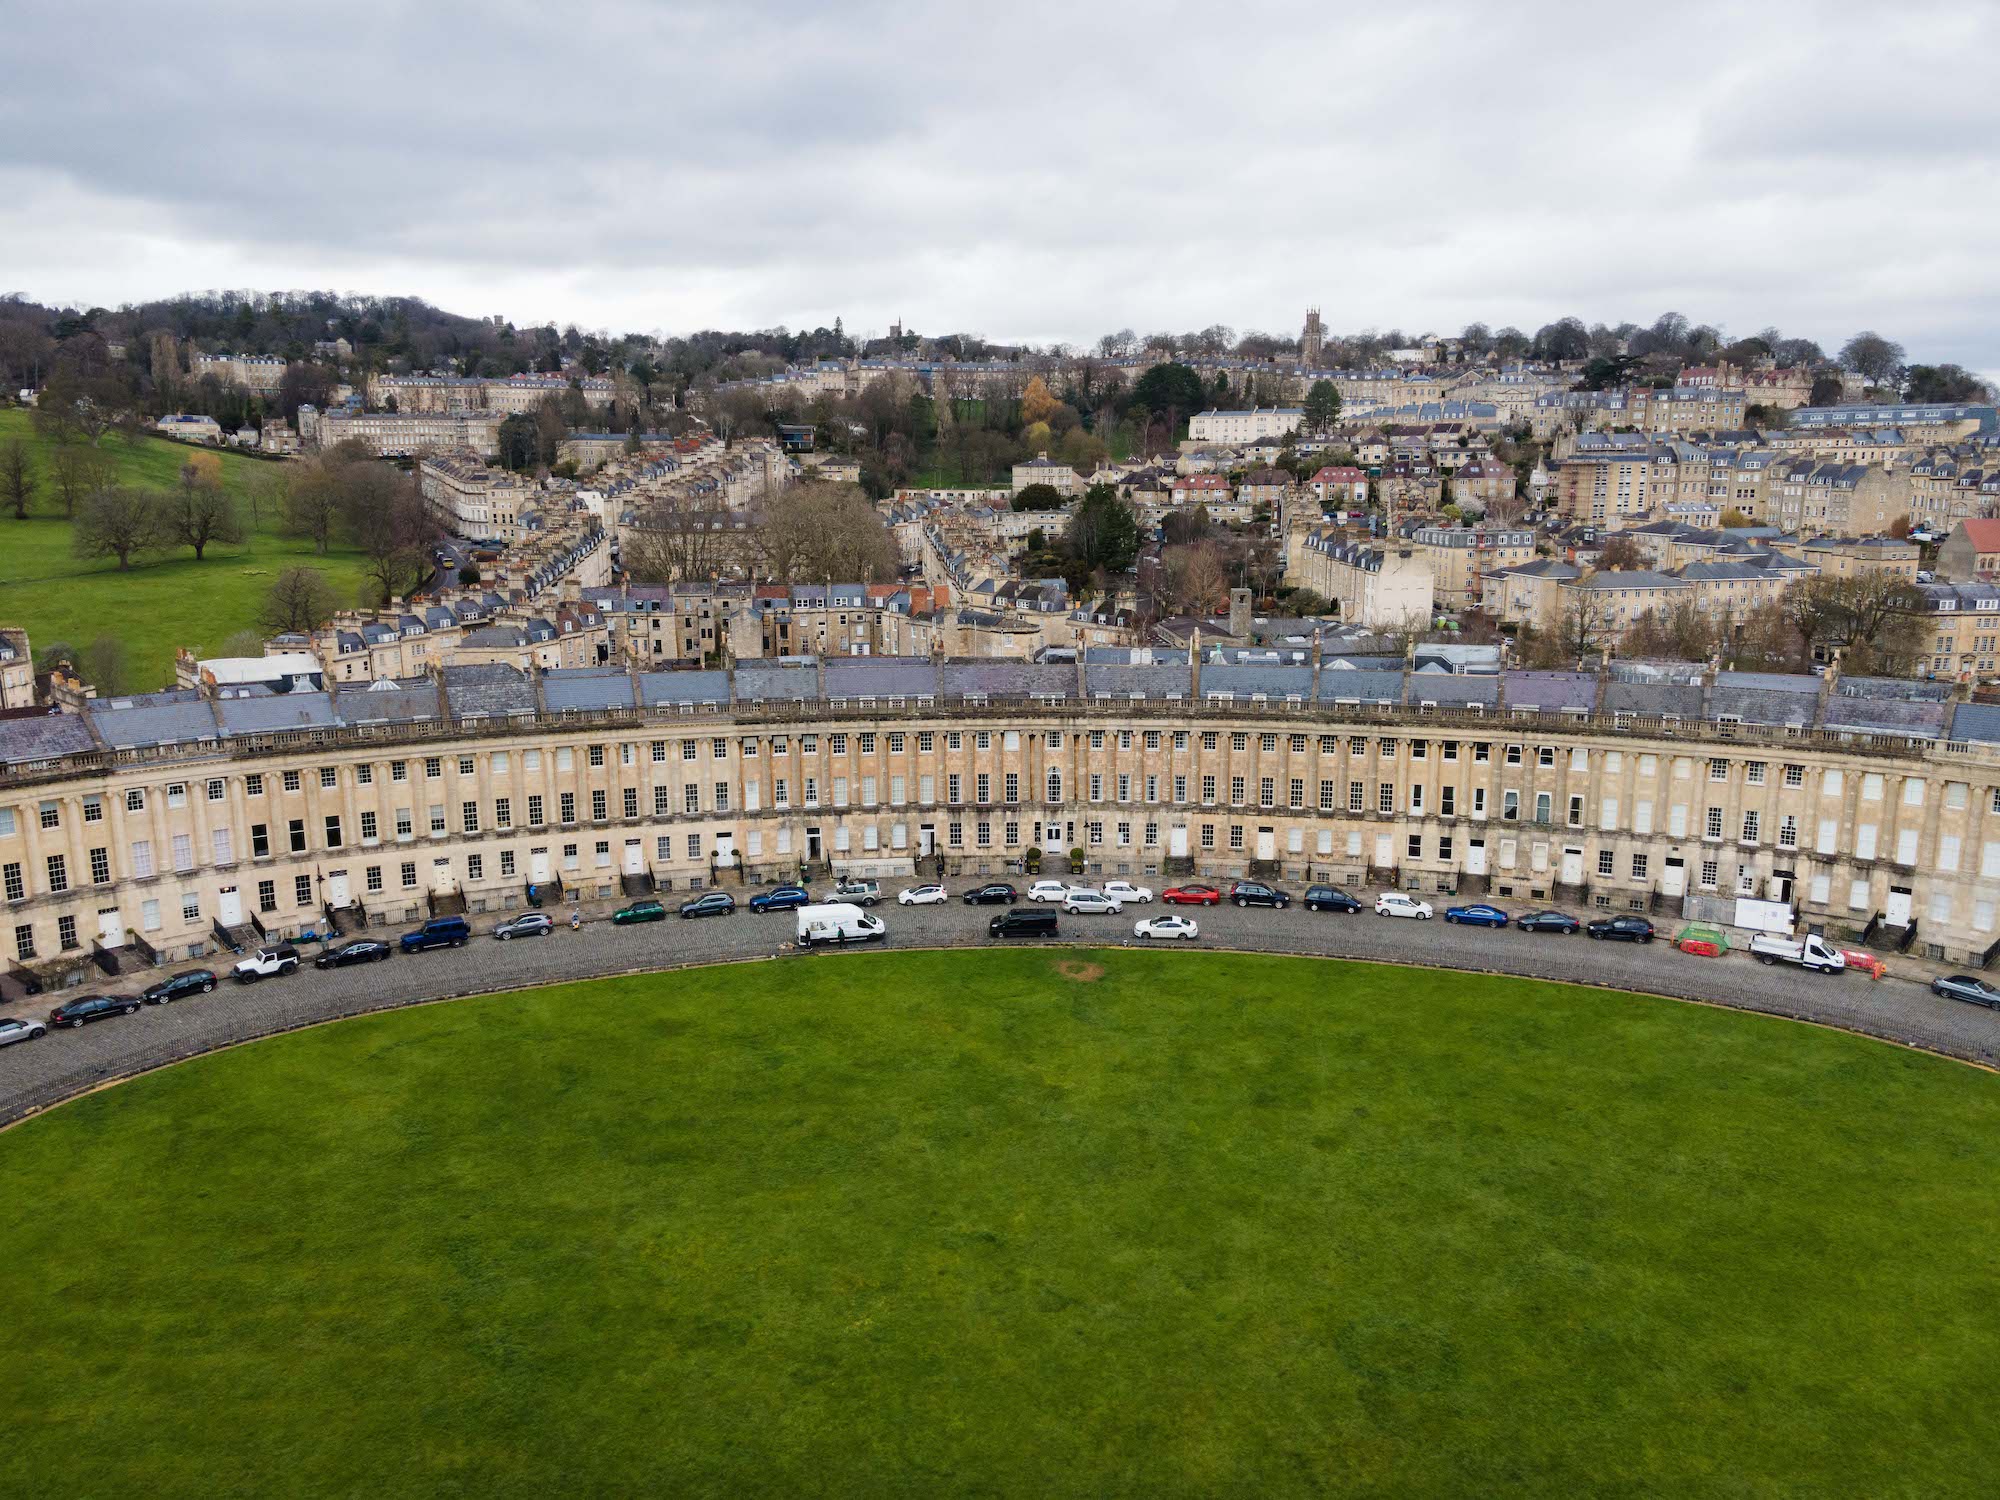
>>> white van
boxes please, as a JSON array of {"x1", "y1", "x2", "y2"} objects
[{"x1": 795, "y1": 902, "x2": 887, "y2": 948}]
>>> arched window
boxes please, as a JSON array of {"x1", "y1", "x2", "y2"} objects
[{"x1": 1046, "y1": 770, "x2": 1063, "y2": 802}]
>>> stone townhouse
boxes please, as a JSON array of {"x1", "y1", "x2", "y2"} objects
[
  {"x1": 1915, "y1": 582, "x2": 2000, "y2": 680},
  {"x1": 1937, "y1": 518, "x2": 2000, "y2": 581},
  {"x1": 1762, "y1": 461, "x2": 1904, "y2": 536},
  {"x1": 7, "y1": 661, "x2": 2000, "y2": 1004},
  {"x1": 1285, "y1": 531, "x2": 1434, "y2": 628},
  {"x1": 1009, "y1": 453, "x2": 1086, "y2": 497},
  {"x1": 1450, "y1": 457, "x2": 1517, "y2": 508},
  {"x1": 1800, "y1": 536, "x2": 1921, "y2": 581},
  {"x1": 1308, "y1": 465, "x2": 1370, "y2": 510},
  {"x1": 1237, "y1": 468, "x2": 1294, "y2": 519},
  {"x1": 1405, "y1": 525, "x2": 1537, "y2": 609}
]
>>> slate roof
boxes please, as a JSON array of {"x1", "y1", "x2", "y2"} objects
[
  {"x1": 639, "y1": 670, "x2": 731, "y2": 708},
  {"x1": 1503, "y1": 672, "x2": 1596, "y2": 711},
  {"x1": 1085, "y1": 663, "x2": 1190, "y2": 699},
  {"x1": 0, "y1": 714, "x2": 96, "y2": 765},
  {"x1": 214, "y1": 691, "x2": 340, "y2": 734},
  {"x1": 1316, "y1": 670, "x2": 1406, "y2": 704},
  {"x1": 442, "y1": 664, "x2": 537, "y2": 718},
  {"x1": 87, "y1": 691, "x2": 219, "y2": 748},
  {"x1": 823, "y1": 658, "x2": 938, "y2": 700},
  {"x1": 1949, "y1": 702, "x2": 2000, "y2": 744},
  {"x1": 332, "y1": 679, "x2": 443, "y2": 726},
  {"x1": 1201, "y1": 663, "x2": 1315, "y2": 700},
  {"x1": 1409, "y1": 675, "x2": 1500, "y2": 707},
  {"x1": 733, "y1": 664, "x2": 819, "y2": 703},
  {"x1": 943, "y1": 662, "x2": 1076, "y2": 699},
  {"x1": 541, "y1": 670, "x2": 635, "y2": 714}
]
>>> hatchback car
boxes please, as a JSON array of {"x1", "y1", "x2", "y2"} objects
[
  {"x1": 748, "y1": 885, "x2": 812, "y2": 914},
  {"x1": 49, "y1": 994, "x2": 140, "y2": 1029},
  {"x1": 1026, "y1": 880, "x2": 1072, "y2": 904},
  {"x1": 1304, "y1": 886, "x2": 1362, "y2": 913},
  {"x1": 1229, "y1": 882, "x2": 1290, "y2": 909},
  {"x1": 1103, "y1": 880, "x2": 1153, "y2": 904},
  {"x1": 1062, "y1": 888, "x2": 1124, "y2": 915},
  {"x1": 616, "y1": 900, "x2": 670, "y2": 924},
  {"x1": 140, "y1": 969, "x2": 217, "y2": 1004},
  {"x1": 1516, "y1": 910, "x2": 1580, "y2": 935},
  {"x1": 0, "y1": 1016, "x2": 48, "y2": 1047},
  {"x1": 1932, "y1": 973, "x2": 2000, "y2": 1010},
  {"x1": 1586, "y1": 914, "x2": 1656, "y2": 943},
  {"x1": 962, "y1": 883, "x2": 1019, "y2": 905},
  {"x1": 898, "y1": 884, "x2": 947, "y2": 905},
  {"x1": 1374, "y1": 893, "x2": 1434, "y2": 920},
  {"x1": 315, "y1": 939, "x2": 392, "y2": 969},
  {"x1": 1162, "y1": 883, "x2": 1223, "y2": 906},
  {"x1": 675, "y1": 893, "x2": 734, "y2": 920},
  {"x1": 493, "y1": 912, "x2": 554, "y2": 940},
  {"x1": 1134, "y1": 914, "x2": 1199, "y2": 941},
  {"x1": 1444, "y1": 903, "x2": 1510, "y2": 928}
]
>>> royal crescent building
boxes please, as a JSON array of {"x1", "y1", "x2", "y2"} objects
[{"x1": 4, "y1": 656, "x2": 2000, "y2": 991}]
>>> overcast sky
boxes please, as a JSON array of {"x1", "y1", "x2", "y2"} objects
[{"x1": 4, "y1": 2, "x2": 1997, "y2": 371}]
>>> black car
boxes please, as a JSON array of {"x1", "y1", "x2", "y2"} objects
[
  {"x1": 1230, "y1": 881, "x2": 1290, "y2": 909},
  {"x1": 1516, "y1": 910, "x2": 1581, "y2": 935},
  {"x1": 140, "y1": 968, "x2": 217, "y2": 1004},
  {"x1": 1586, "y1": 914, "x2": 1655, "y2": 943},
  {"x1": 678, "y1": 891, "x2": 736, "y2": 919},
  {"x1": 748, "y1": 885, "x2": 812, "y2": 914},
  {"x1": 962, "y1": 883, "x2": 1019, "y2": 905},
  {"x1": 315, "y1": 939, "x2": 393, "y2": 969},
  {"x1": 49, "y1": 994, "x2": 140, "y2": 1029},
  {"x1": 1304, "y1": 885, "x2": 1362, "y2": 913}
]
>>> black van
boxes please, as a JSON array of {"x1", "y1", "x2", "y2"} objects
[{"x1": 990, "y1": 909, "x2": 1058, "y2": 939}]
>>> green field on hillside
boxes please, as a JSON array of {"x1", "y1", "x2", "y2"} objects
[
  {"x1": 2, "y1": 949, "x2": 1995, "y2": 1498},
  {"x1": 0, "y1": 408, "x2": 369, "y2": 690}
]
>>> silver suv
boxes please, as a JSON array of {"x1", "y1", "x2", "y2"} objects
[{"x1": 831, "y1": 880, "x2": 881, "y2": 906}]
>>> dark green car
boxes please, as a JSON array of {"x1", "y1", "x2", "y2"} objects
[{"x1": 611, "y1": 900, "x2": 667, "y2": 925}]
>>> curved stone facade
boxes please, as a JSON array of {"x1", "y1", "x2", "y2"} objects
[{"x1": 4, "y1": 657, "x2": 1999, "y2": 988}]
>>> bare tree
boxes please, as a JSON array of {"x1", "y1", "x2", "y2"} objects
[
  {"x1": 47, "y1": 442, "x2": 113, "y2": 519},
  {"x1": 1158, "y1": 541, "x2": 1229, "y2": 616},
  {"x1": 283, "y1": 460, "x2": 345, "y2": 553},
  {"x1": 1, "y1": 438, "x2": 33, "y2": 519},
  {"x1": 72, "y1": 486, "x2": 161, "y2": 570},
  {"x1": 164, "y1": 458, "x2": 245, "y2": 560},
  {"x1": 341, "y1": 468, "x2": 438, "y2": 605},
  {"x1": 624, "y1": 489, "x2": 739, "y2": 583},
  {"x1": 754, "y1": 482, "x2": 900, "y2": 583},
  {"x1": 243, "y1": 464, "x2": 289, "y2": 532},
  {"x1": 261, "y1": 566, "x2": 340, "y2": 634}
]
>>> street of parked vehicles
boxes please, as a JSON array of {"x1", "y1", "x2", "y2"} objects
[{"x1": 3, "y1": 881, "x2": 1998, "y2": 1126}]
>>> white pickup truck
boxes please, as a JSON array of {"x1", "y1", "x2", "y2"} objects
[{"x1": 1748, "y1": 932, "x2": 1846, "y2": 974}]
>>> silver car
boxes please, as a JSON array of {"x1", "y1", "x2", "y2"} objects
[
  {"x1": 494, "y1": 912, "x2": 554, "y2": 940},
  {"x1": 0, "y1": 1016, "x2": 47, "y2": 1047},
  {"x1": 1061, "y1": 888, "x2": 1124, "y2": 915}
]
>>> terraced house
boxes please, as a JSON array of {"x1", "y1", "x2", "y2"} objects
[{"x1": 5, "y1": 658, "x2": 2000, "y2": 1003}]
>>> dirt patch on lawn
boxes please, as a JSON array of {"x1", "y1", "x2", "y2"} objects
[{"x1": 1054, "y1": 959, "x2": 1106, "y2": 983}]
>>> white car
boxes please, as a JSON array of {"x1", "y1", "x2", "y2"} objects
[
  {"x1": 1103, "y1": 880, "x2": 1153, "y2": 904},
  {"x1": 898, "y1": 884, "x2": 947, "y2": 906},
  {"x1": 1062, "y1": 889, "x2": 1124, "y2": 915},
  {"x1": 1134, "y1": 914, "x2": 1198, "y2": 941},
  {"x1": 232, "y1": 945, "x2": 302, "y2": 982},
  {"x1": 1027, "y1": 880, "x2": 1072, "y2": 903},
  {"x1": 1374, "y1": 893, "x2": 1434, "y2": 920}
]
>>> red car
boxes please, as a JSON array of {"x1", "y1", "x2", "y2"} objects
[{"x1": 1161, "y1": 883, "x2": 1223, "y2": 906}]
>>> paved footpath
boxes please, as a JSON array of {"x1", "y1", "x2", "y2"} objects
[{"x1": 3, "y1": 898, "x2": 1996, "y2": 1127}]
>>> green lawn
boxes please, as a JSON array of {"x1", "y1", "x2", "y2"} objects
[
  {"x1": 0, "y1": 409, "x2": 370, "y2": 690},
  {"x1": 1, "y1": 950, "x2": 1995, "y2": 1498}
]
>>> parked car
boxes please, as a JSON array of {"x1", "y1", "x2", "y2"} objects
[
  {"x1": 1229, "y1": 881, "x2": 1290, "y2": 909},
  {"x1": 796, "y1": 903, "x2": 886, "y2": 947},
  {"x1": 1162, "y1": 883, "x2": 1223, "y2": 906},
  {"x1": 1374, "y1": 893, "x2": 1434, "y2": 920},
  {"x1": 1931, "y1": 973, "x2": 2000, "y2": 1010},
  {"x1": 1134, "y1": 914, "x2": 1199, "y2": 941},
  {"x1": 830, "y1": 880, "x2": 881, "y2": 906},
  {"x1": 962, "y1": 883, "x2": 1019, "y2": 905},
  {"x1": 1516, "y1": 910, "x2": 1580, "y2": 934},
  {"x1": 990, "y1": 908, "x2": 1058, "y2": 939},
  {"x1": 898, "y1": 884, "x2": 947, "y2": 905},
  {"x1": 0, "y1": 1016, "x2": 48, "y2": 1047},
  {"x1": 1027, "y1": 880, "x2": 1072, "y2": 903},
  {"x1": 674, "y1": 893, "x2": 733, "y2": 920},
  {"x1": 49, "y1": 994, "x2": 140, "y2": 1028},
  {"x1": 1444, "y1": 903, "x2": 1510, "y2": 928},
  {"x1": 1304, "y1": 885, "x2": 1362, "y2": 913},
  {"x1": 493, "y1": 912, "x2": 554, "y2": 940},
  {"x1": 1103, "y1": 880, "x2": 1153, "y2": 904},
  {"x1": 233, "y1": 945, "x2": 302, "y2": 982},
  {"x1": 315, "y1": 939, "x2": 392, "y2": 969},
  {"x1": 1062, "y1": 888, "x2": 1124, "y2": 915},
  {"x1": 140, "y1": 969, "x2": 217, "y2": 1004},
  {"x1": 748, "y1": 885, "x2": 812, "y2": 914},
  {"x1": 399, "y1": 916, "x2": 471, "y2": 952},
  {"x1": 1586, "y1": 914, "x2": 1656, "y2": 943}
]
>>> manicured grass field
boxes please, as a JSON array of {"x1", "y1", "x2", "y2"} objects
[
  {"x1": 1, "y1": 950, "x2": 1995, "y2": 1498},
  {"x1": 0, "y1": 409, "x2": 369, "y2": 688}
]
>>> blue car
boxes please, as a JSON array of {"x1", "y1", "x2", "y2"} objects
[
  {"x1": 748, "y1": 885, "x2": 812, "y2": 914},
  {"x1": 1444, "y1": 903, "x2": 1510, "y2": 928}
]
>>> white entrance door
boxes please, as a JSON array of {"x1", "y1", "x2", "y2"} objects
[
  {"x1": 1464, "y1": 839, "x2": 1488, "y2": 877},
  {"x1": 1660, "y1": 858, "x2": 1687, "y2": 898},
  {"x1": 431, "y1": 859, "x2": 457, "y2": 894},
  {"x1": 217, "y1": 887, "x2": 241, "y2": 927},
  {"x1": 622, "y1": 840, "x2": 644, "y2": 875},
  {"x1": 1374, "y1": 833, "x2": 1393, "y2": 868},
  {"x1": 326, "y1": 872, "x2": 351, "y2": 908},
  {"x1": 530, "y1": 849, "x2": 553, "y2": 884},
  {"x1": 714, "y1": 832, "x2": 736, "y2": 867},
  {"x1": 1560, "y1": 846, "x2": 1585, "y2": 885},
  {"x1": 96, "y1": 906, "x2": 124, "y2": 947},
  {"x1": 1256, "y1": 828, "x2": 1276, "y2": 861},
  {"x1": 919, "y1": 825, "x2": 935, "y2": 856},
  {"x1": 1169, "y1": 825, "x2": 1189, "y2": 857},
  {"x1": 1886, "y1": 886, "x2": 1913, "y2": 926}
]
